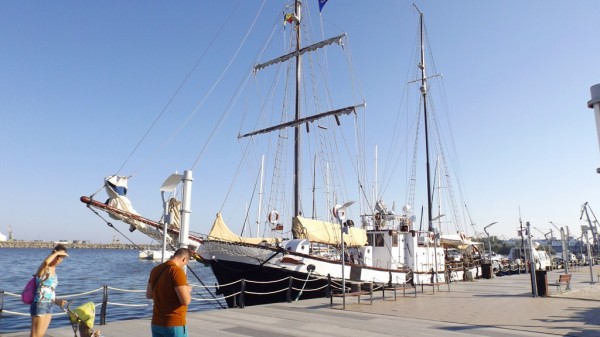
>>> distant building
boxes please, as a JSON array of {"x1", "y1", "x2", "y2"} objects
[{"x1": 0, "y1": 231, "x2": 6, "y2": 242}]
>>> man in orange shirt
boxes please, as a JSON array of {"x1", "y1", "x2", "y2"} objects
[{"x1": 146, "y1": 248, "x2": 193, "y2": 337}]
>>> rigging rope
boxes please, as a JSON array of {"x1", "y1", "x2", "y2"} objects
[
  {"x1": 116, "y1": 0, "x2": 245, "y2": 177},
  {"x1": 85, "y1": 204, "x2": 225, "y2": 310},
  {"x1": 189, "y1": 0, "x2": 268, "y2": 171}
]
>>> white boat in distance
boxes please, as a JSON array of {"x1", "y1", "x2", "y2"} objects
[{"x1": 139, "y1": 249, "x2": 174, "y2": 262}]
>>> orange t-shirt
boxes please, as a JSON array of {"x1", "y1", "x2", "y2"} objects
[{"x1": 149, "y1": 260, "x2": 188, "y2": 326}]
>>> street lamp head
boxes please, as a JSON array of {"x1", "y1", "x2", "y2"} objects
[
  {"x1": 334, "y1": 201, "x2": 356, "y2": 222},
  {"x1": 341, "y1": 200, "x2": 356, "y2": 209},
  {"x1": 483, "y1": 222, "x2": 497, "y2": 236}
]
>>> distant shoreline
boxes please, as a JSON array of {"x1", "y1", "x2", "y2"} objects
[{"x1": 0, "y1": 240, "x2": 160, "y2": 250}]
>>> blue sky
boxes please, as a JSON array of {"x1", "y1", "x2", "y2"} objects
[{"x1": 1, "y1": 0, "x2": 600, "y2": 244}]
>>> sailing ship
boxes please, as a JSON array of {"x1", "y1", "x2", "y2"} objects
[
  {"x1": 199, "y1": 2, "x2": 447, "y2": 308},
  {"x1": 78, "y1": 2, "x2": 478, "y2": 308}
]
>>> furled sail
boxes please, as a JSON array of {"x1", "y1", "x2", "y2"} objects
[
  {"x1": 440, "y1": 232, "x2": 480, "y2": 250},
  {"x1": 292, "y1": 216, "x2": 367, "y2": 247},
  {"x1": 207, "y1": 213, "x2": 279, "y2": 245},
  {"x1": 253, "y1": 33, "x2": 345, "y2": 71},
  {"x1": 104, "y1": 175, "x2": 172, "y2": 243}
]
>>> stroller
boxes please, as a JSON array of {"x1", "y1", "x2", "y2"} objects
[{"x1": 60, "y1": 301, "x2": 102, "y2": 337}]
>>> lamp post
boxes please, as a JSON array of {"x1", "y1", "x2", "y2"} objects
[
  {"x1": 334, "y1": 200, "x2": 355, "y2": 310},
  {"x1": 160, "y1": 172, "x2": 185, "y2": 263},
  {"x1": 526, "y1": 222, "x2": 538, "y2": 297},
  {"x1": 582, "y1": 225, "x2": 595, "y2": 284},
  {"x1": 533, "y1": 227, "x2": 552, "y2": 255},
  {"x1": 550, "y1": 221, "x2": 569, "y2": 274},
  {"x1": 483, "y1": 222, "x2": 497, "y2": 262},
  {"x1": 586, "y1": 83, "x2": 600, "y2": 173}
]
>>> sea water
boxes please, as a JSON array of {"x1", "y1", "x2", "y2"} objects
[{"x1": 0, "y1": 248, "x2": 222, "y2": 334}]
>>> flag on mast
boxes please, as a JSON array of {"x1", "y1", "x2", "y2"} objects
[{"x1": 318, "y1": 0, "x2": 329, "y2": 12}]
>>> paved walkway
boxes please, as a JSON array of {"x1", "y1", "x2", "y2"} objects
[{"x1": 4, "y1": 267, "x2": 600, "y2": 337}]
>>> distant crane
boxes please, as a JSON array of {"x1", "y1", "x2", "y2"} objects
[{"x1": 8, "y1": 224, "x2": 13, "y2": 241}]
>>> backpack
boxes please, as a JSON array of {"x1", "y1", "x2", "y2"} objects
[{"x1": 21, "y1": 276, "x2": 37, "y2": 304}]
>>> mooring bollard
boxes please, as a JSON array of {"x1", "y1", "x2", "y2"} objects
[{"x1": 100, "y1": 285, "x2": 108, "y2": 325}]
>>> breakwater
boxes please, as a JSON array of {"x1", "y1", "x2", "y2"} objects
[{"x1": 0, "y1": 240, "x2": 160, "y2": 250}]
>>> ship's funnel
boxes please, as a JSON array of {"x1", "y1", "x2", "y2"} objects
[{"x1": 587, "y1": 83, "x2": 600, "y2": 173}]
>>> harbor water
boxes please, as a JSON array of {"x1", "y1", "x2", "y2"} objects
[{"x1": 0, "y1": 248, "x2": 221, "y2": 334}]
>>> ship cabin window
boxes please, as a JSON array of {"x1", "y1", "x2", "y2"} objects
[
  {"x1": 367, "y1": 233, "x2": 385, "y2": 247},
  {"x1": 392, "y1": 235, "x2": 398, "y2": 247},
  {"x1": 375, "y1": 233, "x2": 385, "y2": 247}
]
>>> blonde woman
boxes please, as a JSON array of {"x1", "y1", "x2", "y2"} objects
[{"x1": 30, "y1": 244, "x2": 69, "y2": 337}]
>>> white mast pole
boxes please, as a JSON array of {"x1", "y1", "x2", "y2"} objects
[
  {"x1": 326, "y1": 162, "x2": 331, "y2": 222},
  {"x1": 437, "y1": 155, "x2": 442, "y2": 233},
  {"x1": 257, "y1": 154, "x2": 265, "y2": 236},
  {"x1": 179, "y1": 170, "x2": 193, "y2": 251},
  {"x1": 375, "y1": 145, "x2": 378, "y2": 209},
  {"x1": 293, "y1": 0, "x2": 302, "y2": 218}
]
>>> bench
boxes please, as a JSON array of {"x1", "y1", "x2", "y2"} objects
[
  {"x1": 420, "y1": 281, "x2": 450, "y2": 294},
  {"x1": 330, "y1": 281, "x2": 373, "y2": 307},
  {"x1": 548, "y1": 274, "x2": 571, "y2": 293},
  {"x1": 382, "y1": 282, "x2": 417, "y2": 300}
]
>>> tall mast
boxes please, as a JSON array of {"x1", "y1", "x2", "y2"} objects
[
  {"x1": 257, "y1": 154, "x2": 265, "y2": 235},
  {"x1": 293, "y1": 0, "x2": 302, "y2": 218},
  {"x1": 415, "y1": 7, "x2": 434, "y2": 232},
  {"x1": 241, "y1": 0, "x2": 365, "y2": 228}
]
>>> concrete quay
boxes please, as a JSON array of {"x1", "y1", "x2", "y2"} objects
[{"x1": 4, "y1": 267, "x2": 600, "y2": 337}]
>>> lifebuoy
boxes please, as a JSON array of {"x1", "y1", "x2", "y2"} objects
[
  {"x1": 268, "y1": 210, "x2": 280, "y2": 224},
  {"x1": 332, "y1": 206, "x2": 345, "y2": 220}
]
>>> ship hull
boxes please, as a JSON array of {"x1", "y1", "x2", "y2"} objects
[{"x1": 202, "y1": 239, "x2": 416, "y2": 308}]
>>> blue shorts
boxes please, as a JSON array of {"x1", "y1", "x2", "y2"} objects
[
  {"x1": 30, "y1": 301, "x2": 53, "y2": 316},
  {"x1": 151, "y1": 324, "x2": 188, "y2": 337}
]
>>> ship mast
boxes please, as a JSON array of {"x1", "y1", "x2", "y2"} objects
[
  {"x1": 293, "y1": 0, "x2": 302, "y2": 218},
  {"x1": 415, "y1": 5, "x2": 434, "y2": 232},
  {"x1": 239, "y1": 0, "x2": 365, "y2": 238}
]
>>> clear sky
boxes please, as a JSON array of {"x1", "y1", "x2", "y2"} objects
[{"x1": 2, "y1": 0, "x2": 600, "y2": 244}]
